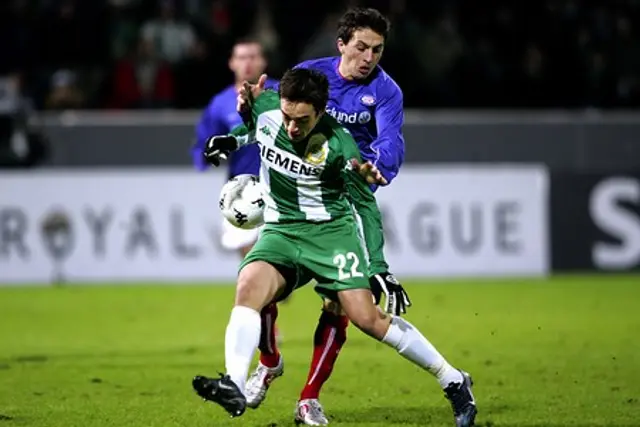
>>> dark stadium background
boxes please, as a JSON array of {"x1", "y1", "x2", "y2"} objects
[{"x1": 1, "y1": 1, "x2": 639, "y2": 426}]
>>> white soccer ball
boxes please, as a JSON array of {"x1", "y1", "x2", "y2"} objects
[{"x1": 219, "y1": 174, "x2": 265, "y2": 230}]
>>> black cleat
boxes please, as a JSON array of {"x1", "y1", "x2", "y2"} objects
[
  {"x1": 192, "y1": 374, "x2": 247, "y2": 417},
  {"x1": 444, "y1": 370, "x2": 477, "y2": 427}
]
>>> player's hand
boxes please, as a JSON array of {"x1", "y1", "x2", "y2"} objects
[
  {"x1": 370, "y1": 272, "x2": 412, "y2": 316},
  {"x1": 237, "y1": 74, "x2": 267, "y2": 113},
  {"x1": 203, "y1": 135, "x2": 238, "y2": 167},
  {"x1": 351, "y1": 159, "x2": 388, "y2": 186}
]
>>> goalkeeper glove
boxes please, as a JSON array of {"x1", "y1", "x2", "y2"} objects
[
  {"x1": 203, "y1": 135, "x2": 238, "y2": 167},
  {"x1": 370, "y1": 272, "x2": 412, "y2": 316}
]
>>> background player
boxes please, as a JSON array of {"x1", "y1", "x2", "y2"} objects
[
  {"x1": 192, "y1": 38, "x2": 278, "y2": 257},
  {"x1": 193, "y1": 68, "x2": 477, "y2": 427},
  {"x1": 240, "y1": 8, "x2": 410, "y2": 424}
]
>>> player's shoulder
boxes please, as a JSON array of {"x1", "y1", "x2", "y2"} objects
[
  {"x1": 200, "y1": 85, "x2": 234, "y2": 116},
  {"x1": 321, "y1": 112, "x2": 347, "y2": 135},
  {"x1": 295, "y1": 57, "x2": 337, "y2": 72},
  {"x1": 208, "y1": 84, "x2": 236, "y2": 105},
  {"x1": 199, "y1": 85, "x2": 235, "y2": 120},
  {"x1": 321, "y1": 115, "x2": 359, "y2": 153},
  {"x1": 253, "y1": 89, "x2": 280, "y2": 112},
  {"x1": 264, "y1": 77, "x2": 280, "y2": 90},
  {"x1": 371, "y1": 65, "x2": 403, "y2": 99}
]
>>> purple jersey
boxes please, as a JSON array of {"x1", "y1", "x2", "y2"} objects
[
  {"x1": 192, "y1": 79, "x2": 279, "y2": 178},
  {"x1": 294, "y1": 57, "x2": 405, "y2": 190}
]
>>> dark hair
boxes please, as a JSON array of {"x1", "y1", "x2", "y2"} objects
[
  {"x1": 279, "y1": 68, "x2": 329, "y2": 114},
  {"x1": 336, "y1": 8, "x2": 391, "y2": 44}
]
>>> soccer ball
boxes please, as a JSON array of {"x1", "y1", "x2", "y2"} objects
[{"x1": 219, "y1": 174, "x2": 265, "y2": 230}]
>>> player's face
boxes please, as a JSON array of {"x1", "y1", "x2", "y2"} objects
[
  {"x1": 229, "y1": 43, "x2": 266, "y2": 83},
  {"x1": 337, "y1": 28, "x2": 385, "y2": 80},
  {"x1": 280, "y1": 99, "x2": 323, "y2": 142}
]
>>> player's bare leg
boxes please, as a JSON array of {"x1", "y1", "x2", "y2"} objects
[
  {"x1": 338, "y1": 288, "x2": 477, "y2": 427},
  {"x1": 241, "y1": 242, "x2": 284, "y2": 345},
  {"x1": 241, "y1": 240, "x2": 284, "y2": 347},
  {"x1": 193, "y1": 261, "x2": 286, "y2": 417}
]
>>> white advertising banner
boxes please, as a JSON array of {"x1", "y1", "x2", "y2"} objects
[
  {"x1": 0, "y1": 166, "x2": 549, "y2": 284},
  {"x1": 0, "y1": 170, "x2": 237, "y2": 284},
  {"x1": 374, "y1": 166, "x2": 549, "y2": 277}
]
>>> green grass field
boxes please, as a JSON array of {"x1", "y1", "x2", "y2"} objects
[{"x1": 1, "y1": 276, "x2": 639, "y2": 427}]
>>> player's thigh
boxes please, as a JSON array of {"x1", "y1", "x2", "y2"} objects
[
  {"x1": 239, "y1": 227, "x2": 303, "y2": 303},
  {"x1": 235, "y1": 261, "x2": 286, "y2": 309},
  {"x1": 301, "y1": 219, "x2": 371, "y2": 302}
]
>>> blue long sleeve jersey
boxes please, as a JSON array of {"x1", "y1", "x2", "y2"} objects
[
  {"x1": 286, "y1": 57, "x2": 405, "y2": 189},
  {"x1": 192, "y1": 78, "x2": 279, "y2": 178}
]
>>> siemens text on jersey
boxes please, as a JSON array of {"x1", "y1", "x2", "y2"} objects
[{"x1": 261, "y1": 145, "x2": 322, "y2": 177}]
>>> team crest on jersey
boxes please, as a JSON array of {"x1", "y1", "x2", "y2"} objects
[
  {"x1": 306, "y1": 146, "x2": 327, "y2": 165},
  {"x1": 358, "y1": 111, "x2": 371, "y2": 124},
  {"x1": 360, "y1": 94, "x2": 376, "y2": 106},
  {"x1": 305, "y1": 134, "x2": 328, "y2": 165}
]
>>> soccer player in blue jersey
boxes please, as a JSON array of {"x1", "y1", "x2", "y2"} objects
[
  {"x1": 192, "y1": 38, "x2": 278, "y2": 257},
  {"x1": 238, "y1": 8, "x2": 477, "y2": 427}
]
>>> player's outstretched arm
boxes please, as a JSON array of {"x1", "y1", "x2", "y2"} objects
[
  {"x1": 202, "y1": 124, "x2": 256, "y2": 167},
  {"x1": 204, "y1": 87, "x2": 283, "y2": 168},
  {"x1": 341, "y1": 134, "x2": 387, "y2": 272},
  {"x1": 370, "y1": 82, "x2": 405, "y2": 188},
  {"x1": 342, "y1": 157, "x2": 387, "y2": 274},
  {"x1": 341, "y1": 142, "x2": 411, "y2": 316}
]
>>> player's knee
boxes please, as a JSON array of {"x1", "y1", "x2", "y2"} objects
[
  {"x1": 235, "y1": 274, "x2": 259, "y2": 309},
  {"x1": 236, "y1": 261, "x2": 282, "y2": 310},
  {"x1": 348, "y1": 308, "x2": 380, "y2": 337},
  {"x1": 338, "y1": 289, "x2": 389, "y2": 340},
  {"x1": 342, "y1": 303, "x2": 377, "y2": 334},
  {"x1": 358, "y1": 312, "x2": 390, "y2": 341}
]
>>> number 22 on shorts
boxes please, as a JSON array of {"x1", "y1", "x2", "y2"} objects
[{"x1": 333, "y1": 252, "x2": 364, "y2": 280}]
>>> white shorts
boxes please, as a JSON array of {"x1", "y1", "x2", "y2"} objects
[{"x1": 220, "y1": 218, "x2": 262, "y2": 251}]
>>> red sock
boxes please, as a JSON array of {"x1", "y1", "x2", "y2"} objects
[
  {"x1": 259, "y1": 303, "x2": 281, "y2": 368},
  {"x1": 300, "y1": 310, "x2": 349, "y2": 400}
]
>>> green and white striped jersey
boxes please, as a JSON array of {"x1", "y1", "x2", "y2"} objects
[
  {"x1": 230, "y1": 90, "x2": 388, "y2": 274},
  {"x1": 232, "y1": 90, "x2": 374, "y2": 223}
]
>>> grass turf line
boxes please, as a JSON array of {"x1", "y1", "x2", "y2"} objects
[{"x1": 0, "y1": 276, "x2": 639, "y2": 426}]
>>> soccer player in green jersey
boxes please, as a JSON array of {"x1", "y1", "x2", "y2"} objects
[{"x1": 192, "y1": 68, "x2": 477, "y2": 427}]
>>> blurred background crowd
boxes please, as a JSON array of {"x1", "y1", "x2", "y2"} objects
[{"x1": 1, "y1": 0, "x2": 640, "y2": 111}]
